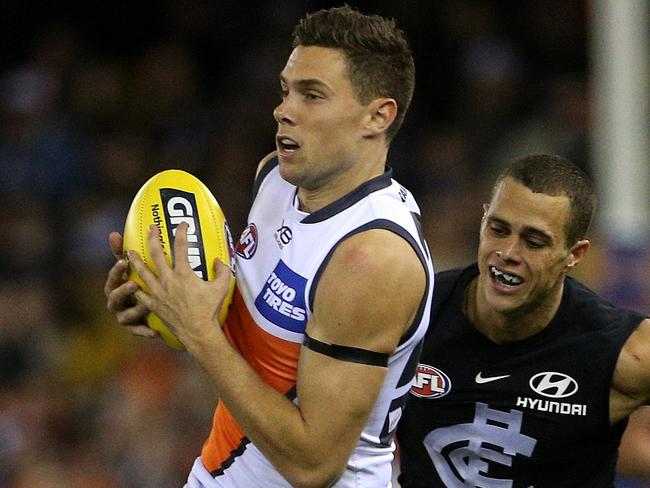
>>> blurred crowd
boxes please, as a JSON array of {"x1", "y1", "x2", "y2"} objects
[{"x1": 0, "y1": 1, "x2": 647, "y2": 487}]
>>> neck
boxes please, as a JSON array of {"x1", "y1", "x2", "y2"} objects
[
  {"x1": 465, "y1": 276, "x2": 565, "y2": 344},
  {"x1": 297, "y1": 146, "x2": 387, "y2": 213}
]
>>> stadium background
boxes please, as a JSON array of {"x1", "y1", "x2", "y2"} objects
[{"x1": 0, "y1": 1, "x2": 647, "y2": 486}]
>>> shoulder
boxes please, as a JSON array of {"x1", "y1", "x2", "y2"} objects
[
  {"x1": 255, "y1": 151, "x2": 278, "y2": 179},
  {"x1": 325, "y1": 229, "x2": 425, "y2": 295},
  {"x1": 309, "y1": 228, "x2": 426, "y2": 352},
  {"x1": 251, "y1": 151, "x2": 281, "y2": 200},
  {"x1": 563, "y1": 277, "x2": 647, "y2": 333}
]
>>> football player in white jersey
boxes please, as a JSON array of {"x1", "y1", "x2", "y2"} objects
[{"x1": 105, "y1": 6, "x2": 433, "y2": 488}]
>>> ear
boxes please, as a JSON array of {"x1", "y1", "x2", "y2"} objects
[
  {"x1": 564, "y1": 239, "x2": 590, "y2": 272},
  {"x1": 361, "y1": 98, "x2": 397, "y2": 138}
]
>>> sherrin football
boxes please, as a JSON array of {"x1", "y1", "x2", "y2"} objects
[{"x1": 122, "y1": 169, "x2": 236, "y2": 349}]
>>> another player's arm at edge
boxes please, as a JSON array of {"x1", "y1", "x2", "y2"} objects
[
  {"x1": 617, "y1": 406, "x2": 650, "y2": 478},
  {"x1": 611, "y1": 318, "x2": 650, "y2": 424},
  {"x1": 189, "y1": 228, "x2": 425, "y2": 488}
]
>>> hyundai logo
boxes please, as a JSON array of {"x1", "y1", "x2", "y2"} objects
[{"x1": 529, "y1": 372, "x2": 578, "y2": 399}]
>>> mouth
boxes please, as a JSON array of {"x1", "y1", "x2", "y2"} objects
[
  {"x1": 276, "y1": 135, "x2": 301, "y2": 155},
  {"x1": 489, "y1": 265, "x2": 524, "y2": 288}
]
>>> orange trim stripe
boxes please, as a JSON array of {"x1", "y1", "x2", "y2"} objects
[{"x1": 201, "y1": 288, "x2": 301, "y2": 472}]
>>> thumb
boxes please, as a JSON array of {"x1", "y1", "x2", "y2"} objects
[{"x1": 212, "y1": 258, "x2": 233, "y2": 282}]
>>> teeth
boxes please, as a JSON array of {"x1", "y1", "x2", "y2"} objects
[
  {"x1": 279, "y1": 138, "x2": 298, "y2": 148},
  {"x1": 490, "y1": 266, "x2": 522, "y2": 285}
]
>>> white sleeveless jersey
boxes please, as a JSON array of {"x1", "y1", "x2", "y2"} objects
[{"x1": 186, "y1": 158, "x2": 434, "y2": 488}]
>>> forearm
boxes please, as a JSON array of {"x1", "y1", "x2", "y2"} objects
[{"x1": 186, "y1": 325, "x2": 342, "y2": 487}]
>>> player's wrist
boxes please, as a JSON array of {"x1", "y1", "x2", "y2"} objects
[{"x1": 183, "y1": 320, "x2": 228, "y2": 362}]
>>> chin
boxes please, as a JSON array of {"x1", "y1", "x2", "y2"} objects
[
  {"x1": 484, "y1": 287, "x2": 528, "y2": 316},
  {"x1": 277, "y1": 160, "x2": 302, "y2": 186}
]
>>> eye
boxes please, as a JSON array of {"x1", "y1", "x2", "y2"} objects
[
  {"x1": 279, "y1": 88, "x2": 288, "y2": 99},
  {"x1": 489, "y1": 224, "x2": 508, "y2": 237},
  {"x1": 305, "y1": 92, "x2": 323, "y2": 100},
  {"x1": 525, "y1": 240, "x2": 545, "y2": 249}
]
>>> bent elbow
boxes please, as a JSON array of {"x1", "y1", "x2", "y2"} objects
[{"x1": 286, "y1": 463, "x2": 346, "y2": 488}]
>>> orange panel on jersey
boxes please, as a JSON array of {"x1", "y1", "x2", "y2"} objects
[{"x1": 201, "y1": 288, "x2": 301, "y2": 473}]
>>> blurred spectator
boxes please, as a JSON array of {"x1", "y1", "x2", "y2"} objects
[
  {"x1": 484, "y1": 75, "x2": 591, "y2": 180},
  {"x1": 0, "y1": 21, "x2": 89, "y2": 205}
]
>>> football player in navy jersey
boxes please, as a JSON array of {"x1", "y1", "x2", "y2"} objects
[{"x1": 397, "y1": 154, "x2": 649, "y2": 487}]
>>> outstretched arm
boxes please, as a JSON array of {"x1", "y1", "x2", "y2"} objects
[
  {"x1": 129, "y1": 223, "x2": 426, "y2": 488},
  {"x1": 617, "y1": 406, "x2": 650, "y2": 479}
]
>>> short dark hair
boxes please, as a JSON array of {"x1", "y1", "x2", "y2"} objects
[
  {"x1": 292, "y1": 5, "x2": 415, "y2": 141},
  {"x1": 495, "y1": 154, "x2": 597, "y2": 246}
]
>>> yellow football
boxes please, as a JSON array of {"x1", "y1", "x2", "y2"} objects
[{"x1": 122, "y1": 169, "x2": 236, "y2": 349}]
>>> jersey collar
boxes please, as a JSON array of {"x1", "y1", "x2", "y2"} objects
[{"x1": 300, "y1": 167, "x2": 393, "y2": 224}]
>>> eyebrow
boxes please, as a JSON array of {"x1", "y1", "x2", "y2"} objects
[
  {"x1": 279, "y1": 75, "x2": 331, "y2": 91},
  {"x1": 487, "y1": 216, "x2": 554, "y2": 244}
]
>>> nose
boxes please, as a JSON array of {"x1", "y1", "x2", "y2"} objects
[
  {"x1": 496, "y1": 238, "x2": 521, "y2": 263},
  {"x1": 273, "y1": 97, "x2": 295, "y2": 125}
]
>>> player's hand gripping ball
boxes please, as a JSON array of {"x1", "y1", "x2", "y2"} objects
[{"x1": 123, "y1": 169, "x2": 236, "y2": 349}]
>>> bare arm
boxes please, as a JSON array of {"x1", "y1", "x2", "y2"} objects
[
  {"x1": 617, "y1": 406, "x2": 650, "y2": 479},
  {"x1": 611, "y1": 319, "x2": 650, "y2": 424},
  {"x1": 130, "y1": 224, "x2": 425, "y2": 488}
]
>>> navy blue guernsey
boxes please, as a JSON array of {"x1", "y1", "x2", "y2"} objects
[{"x1": 397, "y1": 264, "x2": 646, "y2": 488}]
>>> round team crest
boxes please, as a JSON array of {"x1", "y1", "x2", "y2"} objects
[
  {"x1": 411, "y1": 364, "x2": 451, "y2": 399},
  {"x1": 236, "y1": 223, "x2": 258, "y2": 259}
]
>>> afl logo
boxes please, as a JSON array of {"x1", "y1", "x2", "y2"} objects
[
  {"x1": 411, "y1": 364, "x2": 451, "y2": 399},
  {"x1": 236, "y1": 223, "x2": 258, "y2": 259},
  {"x1": 529, "y1": 372, "x2": 578, "y2": 398}
]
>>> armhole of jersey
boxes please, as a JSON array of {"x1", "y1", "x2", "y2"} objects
[
  {"x1": 251, "y1": 155, "x2": 279, "y2": 201},
  {"x1": 307, "y1": 218, "x2": 431, "y2": 346},
  {"x1": 564, "y1": 276, "x2": 649, "y2": 431}
]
